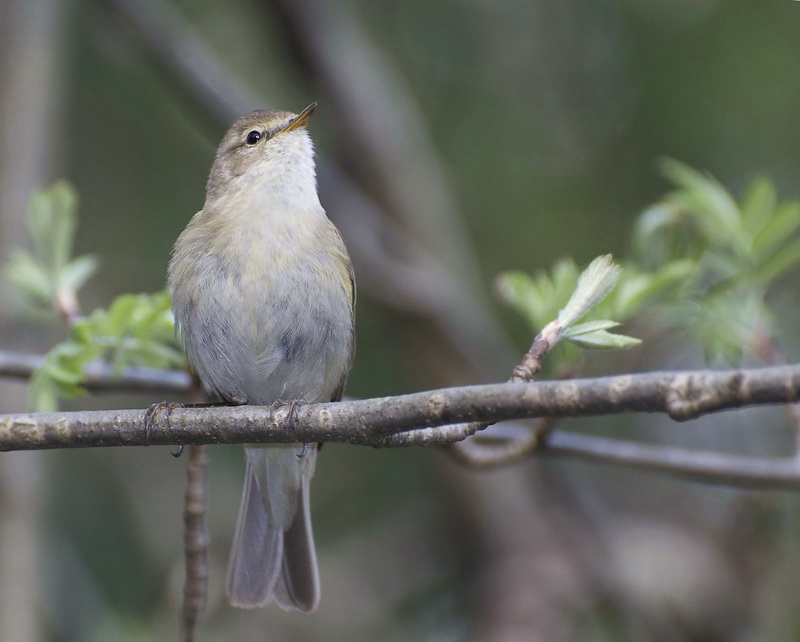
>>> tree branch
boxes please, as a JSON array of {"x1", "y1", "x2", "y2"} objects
[{"x1": 0, "y1": 364, "x2": 798, "y2": 451}]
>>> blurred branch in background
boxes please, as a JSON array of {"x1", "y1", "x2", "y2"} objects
[
  {"x1": 0, "y1": 350, "x2": 191, "y2": 395},
  {"x1": 0, "y1": 0, "x2": 67, "y2": 639},
  {"x1": 269, "y1": 0, "x2": 515, "y2": 377},
  {"x1": 263, "y1": 1, "x2": 594, "y2": 637},
  {"x1": 102, "y1": 0, "x2": 513, "y2": 378}
]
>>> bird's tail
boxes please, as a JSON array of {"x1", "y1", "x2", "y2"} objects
[{"x1": 226, "y1": 443, "x2": 320, "y2": 611}]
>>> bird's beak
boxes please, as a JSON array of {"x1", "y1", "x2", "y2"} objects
[{"x1": 282, "y1": 103, "x2": 317, "y2": 133}]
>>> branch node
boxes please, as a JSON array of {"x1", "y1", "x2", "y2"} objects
[{"x1": 665, "y1": 372, "x2": 745, "y2": 421}]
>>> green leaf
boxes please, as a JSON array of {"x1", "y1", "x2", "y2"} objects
[
  {"x1": 754, "y1": 236, "x2": 800, "y2": 284},
  {"x1": 558, "y1": 255, "x2": 621, "y2": 329},
  {"x1": 740, "y1": 175, "x2": 776, "y2": 235},
  {"x1": 563, "y1": 320, "x2": 621, "y2": 336},
  {"x1": 3, "y1": 181, "x2": 96, "y2": 319},
  {"x1": 495, "y1": 270, "x2": 548, "y2": 329},
  {"x1": 563, "y1": 319, "x2": 641, "y2": 349},
  {"x1": 3, "y1": 249, "x2": 52, "y2": 303},
  {"x1": 613, "y1": 260, "x2": 695, "y2": 319},
  {"x1": 565, "y1": 329, "x2": 642, "y2": 350},
  {"x1": 551, "y1": 258, "x2": 581, "y2": 301},
  {"x1": 633, "y1": 203, "x2": 682, "y2": 260},
  {"x1": 105, "y1": 295, "x2": 141, "y2": 336},
  {"x1": 28, "y1": 181, "x2": 79, "y2": 270},
  {"x1": 25, "y1": 289, "x2": 184, "y2": 410},
  {"x1": 60, "y1": 254, "x2": 98, "y2": 292},
  {"x1": 750, "y1": 201, "x2": 800, "y2": 261},
  {"x1": 125, "y1": 340, "x2": 185, "y2": 369},
  {"x1": 659, "y1": 158, "x2": 747, "y2": 255}
]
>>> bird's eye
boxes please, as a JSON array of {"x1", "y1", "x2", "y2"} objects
[{"x1": 246, "y1": 130, "x2": 262, "y2": 145}]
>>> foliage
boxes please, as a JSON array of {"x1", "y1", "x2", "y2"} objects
[
  {"x1": 30, "y1": 291, "x2": 184, "y2": 411},
  {"x1": 3, "y1": 182, "x2": 185, "y2": 412},
  {"x1": 498, "y1": 254, "x2": 642, "y2": 349},
  {"x1": 497, "y1": 159, "x2": 800, "y2": 370},
  {"x1": 4, "y1": 181, "x2": 97, "y2": 314}
]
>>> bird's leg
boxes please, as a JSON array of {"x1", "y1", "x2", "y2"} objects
[
  {"x1": 269, "y1": 398, "x2": 307, "y2": 422},
  {"x1": 144, "y1": 401, "x2": 184, "y2": 444},
  {"x1": 145, "y1": 399, "x2": 243, "y2": 457},
  {"x1": 269, "y1": 399, "x2": 309, "y2": 457}
]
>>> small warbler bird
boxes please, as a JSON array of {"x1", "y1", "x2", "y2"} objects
[{"x1": 168, "y1": 103, "x2": 355, "y2": 612}]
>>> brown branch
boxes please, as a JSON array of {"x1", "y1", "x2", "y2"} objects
[
  {"x1": 387, "y1": 319, "x2": 561, "y2": 453},
  {"x1": 179, "y1": 380, "x2": 208, "y2": 642},
  {"x1": 751, "y1": 329, "x2": 800, "y2": 451},
  {"x1": 0, "y1": 364, "x2": 797, "y2": 448},
  {"x1": 181, "y1": 444, "x2": 208, "y2": 642},
  {"x1": 440, "y1": 319, "x2": 563, "y2": 458}
]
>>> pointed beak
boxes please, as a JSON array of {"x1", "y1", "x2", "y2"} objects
[{"x1": 282, "y1": 102, "x2": 317, "y2": 133}]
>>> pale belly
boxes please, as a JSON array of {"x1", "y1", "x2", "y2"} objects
[{"x1": 173, "y1": 250, "x2": 353, "y2": 406}]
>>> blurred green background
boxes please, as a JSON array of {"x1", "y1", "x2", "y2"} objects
[{"x1": 2, "y1": 0, "x2": 800, "y2": 640}]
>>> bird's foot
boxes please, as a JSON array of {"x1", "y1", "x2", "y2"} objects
[
  {"x1": 269, "y1": 399, "x2": 309, "y2": 457},
  {"x1": 145, "y1": 399, "x2": 240, "y2": 457},
  {"x1": 144, "y1": 401, "x2": 186, "y2": 456},
  {"x1": 269, "y1": 398, "x2": 307, "y2": 424}
]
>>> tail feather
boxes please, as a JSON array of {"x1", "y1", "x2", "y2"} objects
[
  {"x1": 274, "y1": 464, "x2": 320, "y2": 612},
  {"x1": 225, "y1": 444, "x2": 319, "y2": 610}
]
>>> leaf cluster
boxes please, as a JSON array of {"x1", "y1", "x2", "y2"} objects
[
  {"x1": 3, "y1": 181, "x2": 97, "y2": 314},
  {"x1": 497, "y1": 160, "x2": 800, "y2": 369},
  {"x1": 636, "y1": 160, "x2": 800, "y2": 363},
  {"x1": 30, "y1": 292, "x2": 184, "y2": 411}
]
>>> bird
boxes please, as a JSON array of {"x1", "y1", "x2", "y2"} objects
[{"x1": 168, "y1": 103, "x2": 355, "y2": 612}]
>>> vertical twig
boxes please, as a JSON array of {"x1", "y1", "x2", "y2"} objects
[
  {"x1": 181, "y1": 443, "x2": 209, "y2": 642},
  {"x1": 180, "y1": 381, "x2": 209, "y2": 642}
]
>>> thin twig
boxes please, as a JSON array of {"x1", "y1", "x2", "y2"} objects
[
  {"x1": 427, "y1": 318, "x2": 560, "y2": 459},
  {"x1": 54, "y1": 289, "x2": 81, "y2": 328},
  {"x1": 180, "y1": 381, "x2": 208, "y2": 642},
  {"x1": 449, "y1": 418, "x2": 558, "y2": 469},
  {"x1": 181, "y1": 444, "x2": 208, "y2": 642}
]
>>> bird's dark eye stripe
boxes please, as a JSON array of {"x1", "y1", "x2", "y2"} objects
[{"x1": 246, "y1": 130, "x2": 262, "y2": 145}]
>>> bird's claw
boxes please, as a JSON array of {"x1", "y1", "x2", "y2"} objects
[
  {"x1": 270, "y1": 398, "x2": 306, "y2": 424},
  {"x1": 144, "y1": 400, "x2": 185, "y2": 456}
]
